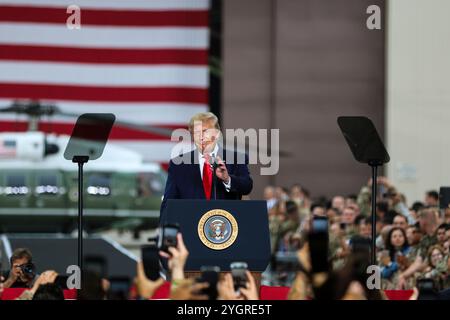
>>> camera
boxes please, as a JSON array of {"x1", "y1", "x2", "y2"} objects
[
  {"x1": 417, "y1": 278, "x2": 438, "y2": 300},
  {"x1": 19, "y1": 262, "x2": 36, "y2": 278}
]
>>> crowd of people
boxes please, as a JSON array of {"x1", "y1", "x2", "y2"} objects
[
  {"x1": 0, "y1": 237, "x2": 260, "y2": 301},
  {"x1": 0, "y1": 232, "x2": 390, "y2": 300},
  {"x1": 1, "y1": 176, "x2": 449, "y2": 300},
  {"x1": 264, "y1": 177, "x2": 450, "y2": 295}
]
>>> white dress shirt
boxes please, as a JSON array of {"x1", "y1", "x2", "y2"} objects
[{"x1": 197, "y1": 144, "x2": 231, "y2": 191}]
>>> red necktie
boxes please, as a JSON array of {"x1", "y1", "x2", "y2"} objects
[{"x1": 202, "y1": 154, "x2": 212, "y2": 200}]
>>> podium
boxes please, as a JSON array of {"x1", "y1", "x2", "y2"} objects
[{"x1": 160, "y1": 200, "x2": 271, "y2": 289}]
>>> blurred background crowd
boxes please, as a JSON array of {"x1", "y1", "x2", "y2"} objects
[{"x1": 263, "y1": 177, "x2": 450, "y2": 294}]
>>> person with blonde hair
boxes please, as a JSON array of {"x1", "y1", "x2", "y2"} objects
[
  {"x1": 161, "y1": 112, "x2": 253, "y2": 212},
  {"x1": 421, "y1": 245, "x2": 447, "y2": 291}
]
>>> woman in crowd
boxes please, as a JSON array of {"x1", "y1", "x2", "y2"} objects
[
  {"x1": 421, "y1": 245, "x2": 448, "y2": 291},
  {"x1": 379, "y1": 227, "x2": 412, "y2": 289}
]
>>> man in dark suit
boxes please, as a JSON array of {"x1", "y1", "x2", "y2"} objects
[{"x1": 160, "y1": 112, "x2": 253, "y2": 212}]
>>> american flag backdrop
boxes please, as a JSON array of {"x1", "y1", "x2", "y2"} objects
[{"x1": 0, "y1": 0, "x2": 210, "y2": 164}]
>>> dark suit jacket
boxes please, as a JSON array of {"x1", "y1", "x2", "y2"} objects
[{"x1": 160, "y1": 148, "x2": 253, "y2": 213}]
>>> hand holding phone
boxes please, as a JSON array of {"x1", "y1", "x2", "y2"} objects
[
  {"x1": 158, "y1": 223, "x2": 180, "y2": 254},
  {"x1": 230, "y1": 262, "x2": 248, "y2": 294},
  {"x1": 141, "y1": 244, "x2": 161, "y2": 281},
  {"x1": 379, "y1": 250, "x2": 391, "y2": 266},
  {"x1": 308, "y1": 216, "x2": 329, "y2": 273},
  {"x1": 196, "y1": 266, "x2": 220, "y2": 300}
]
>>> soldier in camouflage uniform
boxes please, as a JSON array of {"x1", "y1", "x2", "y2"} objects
[
  {"x1": 395, "y1": 208, "x2": 440, "y2": 288},
  {"x1": 329, "y1": 229, "x2": 349, "y2": 271},
  {"x1": 421, "y1": 245, "x2": 448, "y2": 291},
  {"x1": 268, "y1": 199, "x2": 300, "y2": 254},
  {"x1": 444, "y1": 254, "x2": 450, "y2": 289},
  {"x1": 269, "y1": 213, "x2": 283, "y2": 254},
  {"x1": 357, "y1": 184, "x2": 372, "y2": 217},
  {"x1": 417, "y1": 233, "x2": 438, "y2": 261},
  {"x1": 406, "y1": 224, "x2": 423, "y2": 262},
  {"x1": 416, "y1": 208, "x2": 439, "y2": 260}
]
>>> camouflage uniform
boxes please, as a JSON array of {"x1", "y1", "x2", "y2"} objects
[
  {"x1": 380, "y1": 248, "x2": 415, "y2": 290},
  {"x1": 434, "y1": 259, "x2": 448, "y2": 291},
  {"x1": 381, "y1": 272, "x2": 400, "y2": 290},
  {"x1": 269, "y1": 215, "x2": 283, "y2": 254},
  {"x1": 421, "y1": 259, "x2": 448, "y2": 291},
  {"x1": 277, "y1": 219, "x2": 300, "y2": 248},
  {"x1": 444, "y1": 255, "x2": 450, "y2": 290},
  {"x1": 344, "y1": 225, "x2": 358, "y2": 241},
  {"x1": 417, "y1": 234, "x2": 438, "y2": 260},
  {"x1": 327, "y1": 225, "x2": 357, "y2": 271},
  {"x1": 280, "y1": 219, "x2": 299, "y2": 236},
  {"x1": 270, "y1": 218, "x2": 299, "y2": 253},
  {"x1": 407, "y1": 245, "x2": 420, "y2": 262},
  {"x1": 298, "y1": 207, "x2": 310, "y2": 222},
  {"x1": 357, "y1": 185, "x2": 371, "y2": 217},
  {"x1": 329, "y1": 233, "x2": 347, "y2": 270}
]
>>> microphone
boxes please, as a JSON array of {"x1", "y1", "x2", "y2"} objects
[
  {"x1": 208, "y1": 156, "x2": 219, "y2": 172},
  {"x1": 208, "y1": 156, "x2": 218, "y2": 200}
]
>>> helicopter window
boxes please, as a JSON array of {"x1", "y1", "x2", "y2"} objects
[
  {"x1": 87, "y1": 174, "x2": 111, "y2": 196},
  {"x1": 4, "y1": 175, "x2": 28, "y2": 195},
  {"x1": 4, "y1": 139, "x2": 16, "y2": 147},
  {"x1": 137, "y1": 172, "x2": 164, "y2": 197},
  {"x1": 36, "y1": 175, "x2": 59, "y2": 195}
]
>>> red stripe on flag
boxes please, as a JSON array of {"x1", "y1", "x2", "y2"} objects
[
  {"x1": 0, "y1": 83, "x2": 208, "y2": 103},
  {"x1": 0, "y1": 121, "x2": 188, "y2": 140},
  {"x1": 0, "y1": 6, "x2": 208, "y2": 27},
  {"x1": 159, "y1": 163, "x2": 170, "y2": 171},
  {"x1": 0, "y1": 45, "x2": 208, "y2": 65}
]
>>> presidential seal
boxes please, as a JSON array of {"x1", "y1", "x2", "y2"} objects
[{"x1": 197, "y1": 209, "x2": 238, "y2": 250}]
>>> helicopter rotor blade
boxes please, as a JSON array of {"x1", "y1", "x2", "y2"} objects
[
  {"x1": 56, "y1": 110, "x2": 175, "y2": 138},
  {"x1": 0, "y1": 101, "x2": 174, "y2": 137},
  {"x1": 238, "y1": 141, "x2": 293, "y2": 158},
  {"x1": 0, "y1": 100, "x2": 292, "y2": 157},
  {"x1": 0, "y1": 100, "x2": 58, "y2": 116},
  {"x1": 57, "y1": 111, "x2": 292, "y2": 157}
]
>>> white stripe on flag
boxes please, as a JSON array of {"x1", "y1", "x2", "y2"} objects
[
  {"x1": 0, "y1": 100, "x2": 208, "y2": 125},
  {"x1": 0, "y1": 24, "x2": 209, "y2": 49},
  {"x1": 113, "y1": 140, "x2": 177, "y2": 162},
  {"x1": 0, "y1": 62, "x2": 209, "y2": 88},
  {"x1": 0, "y1": 0, "x2": 210, "y2": 10}
]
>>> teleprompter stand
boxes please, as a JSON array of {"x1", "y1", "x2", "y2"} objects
[
  {"x1": 338, "y1": 116, "x2": 390, "y2": 266},
  {"x1": 63, "y1": 113, "x2": 115, "y2": 277}
]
